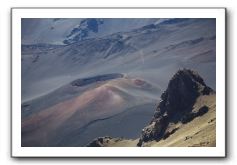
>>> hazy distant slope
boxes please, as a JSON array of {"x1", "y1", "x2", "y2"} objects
[
  {"x1": 22, "y1": 18, "x2": 159, "y2": 45},
  {"x1": 22, "y1": 18, "x2": 216, "y2": 102}
]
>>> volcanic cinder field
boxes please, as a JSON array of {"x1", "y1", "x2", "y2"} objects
[{"x1": 21, "y1": 18, "x2": 216, "y2": 147}]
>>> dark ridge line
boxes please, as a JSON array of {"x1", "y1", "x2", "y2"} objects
[{"x1": 71, "y1": 73, "x2": 124, "y2": 87}]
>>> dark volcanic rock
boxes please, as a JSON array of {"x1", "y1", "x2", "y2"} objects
[
  {"x1": 137, "y1": 69, "x2": 214, "y2": 146},
  {"x1": 71, "y1": 73, "x2": 123, "y2": 87},
  {"x1": 86, "y1": 136, "x2": 113, "y2": 147},
  {"x1": 137, "y1": 114, "x2": 169, "y2": 146},
  {"x1": 181, "y1": 106, "x2": 209, "y2": 124},
  {"x1": 154, "y1": 69, "x2": 212, "y2": 118}
]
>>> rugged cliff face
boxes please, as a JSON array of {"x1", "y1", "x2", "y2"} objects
[
  {"x1": 86, "y1": 69, "x2": 216, "y2": 147},
  {"x1": 137, "y1": 69, "x2": 215, "y2": 146}
]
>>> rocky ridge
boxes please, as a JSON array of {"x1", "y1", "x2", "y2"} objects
[
  {"x1": 87, "y1": 69, "x2": 215, "y2": 147},
  {"x1": 137, "y1": 69, "x2": 214, "y2": 146}
]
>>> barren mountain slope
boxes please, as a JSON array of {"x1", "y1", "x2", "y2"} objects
[
  {"x1": 22, "y1": 74, "x2": 159, "y2": 146},
  {"x1": 87, "y1": 69, "x2": 216, "y2": 147},
  {"x1": 93, "y1": 94, "x2": 215, "y2": 147}
]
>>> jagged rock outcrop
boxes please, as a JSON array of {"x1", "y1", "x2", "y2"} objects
[
  {"x1": 137, "y1": 69, "x2": 214, "y2": 146},
  {"x1": 86, "y1": 136, "x2": 124, "y2": 147},
  {"x1": 86, "y1": 136, "x2": 113, "y2": 147}
]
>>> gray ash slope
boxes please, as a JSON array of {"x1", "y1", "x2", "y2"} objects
[
  {"x1": 22, "y1": 18, "x2": 216, "y2": 102},
  {"x1": 22, "y1": 73, "x2": 125, "y2": 118},
  {"x1": 21, "y1": 72, "x2": 158, "y2": 147}
]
